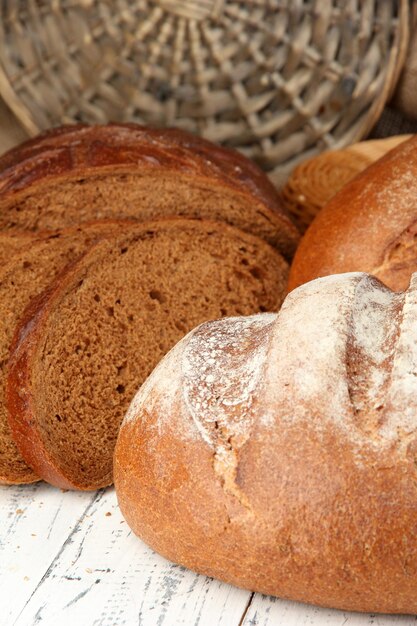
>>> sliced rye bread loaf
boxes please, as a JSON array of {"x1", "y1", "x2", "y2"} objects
[
  {"x1": 0, "y1": 220, "x2": 136, "y2": 484},
  {"x1": 7, "y1": 219, "x2": 288, "y2": 490},
  {"x1": 0, "y1": 124, "x2": 299, "y2": 258}
]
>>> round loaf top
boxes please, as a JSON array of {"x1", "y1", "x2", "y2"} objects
[
  {"x1": 115, "y1": 271, "x2": 417, "y2": 614},
  {"x1": 0, "y1": 1, "x2": 408, "y2": 183},
  {"x1": 288, "y1": 134, "x2": 417, "y2": 291},
  {"x1": 0, "y1": 123, "x2": 277, "y2": 197},
  {"x1": 0, "y1": 123, "x2": 299, "y2": 258}
]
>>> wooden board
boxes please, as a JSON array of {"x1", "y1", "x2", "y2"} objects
[{"x1": 1, "y1": 484, "x2": 416, "y2": 626}]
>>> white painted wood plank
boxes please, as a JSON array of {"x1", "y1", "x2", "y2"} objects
[
  {"x1": 241, "y1": 593, "x2": 417, "y2": 626},
  {"x1": 3, "y1": 483, "x2": 417, "y2": 626},
  {"x1": 0, "y1": 483, "x2": 95, "y2": 625},
  {"x1": 12, "y1": 487, "x2": 251, "y2": 626}
]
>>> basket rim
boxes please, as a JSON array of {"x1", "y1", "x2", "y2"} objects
[
  {"x1": 0, "y1": 0, "x2": 410, "y2": 174},
  {"x1": 268, "y1": 0, "x2": 410, "y2": 186}
]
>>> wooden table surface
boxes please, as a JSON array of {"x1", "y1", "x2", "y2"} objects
[
  {"x1": 2, "y1": 483, "x2": 417, "y2": 626},
  {"x1": 0, "y1": 101, "x2": 417, "y2": 626}
]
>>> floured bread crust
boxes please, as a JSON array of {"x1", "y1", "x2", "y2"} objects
[{"x1": 115, "y1": 271, "x2": 417, "y2": 614}]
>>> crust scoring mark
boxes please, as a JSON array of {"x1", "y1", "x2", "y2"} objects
[
  {"x1": 345, "y1": 276, "x2": 405, "y2": 436},
  {"x1": 181, "y1": 314, "x2": 275, "y2": 509},
  {"x1": 345, "y1": 274, "x2": 417, "y2": 446},
  {"x1": 259, "y1": 272, "x2": 417, "y2": 460},
  {"x1": 371, "y1": 220, "x2": 417, "y2": 284}
]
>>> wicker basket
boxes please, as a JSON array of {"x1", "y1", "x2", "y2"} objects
[
  {"x1": 281, "y1": 134, "x2": 411, "y2": 232},
  {"x1": 0, "y1": 1, "x2": 409, "y2": 185}
]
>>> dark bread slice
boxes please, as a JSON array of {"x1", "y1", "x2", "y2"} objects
[
  {"x1": 7, "y1": 219, "x2": 288, "y2": 490},
  {"x1": 0, "y1": 123, "x2": 299, "y2": 258},
  {"x1": 0, "y1": 232, "x2": 37, "y2": 266},
  {"x1": 0, "y1": 220, "x2": 135, "y2": 484}
]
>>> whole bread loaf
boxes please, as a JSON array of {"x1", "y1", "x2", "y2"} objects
[
  {"x1": 7, "y1": 218, "x2": 287, "y2": 490},
  {"x1": 114, "y1": 272, "x2": 417, "y2": 614},
  {"x1": 288, "y1": 134, "x2": 417, "y2": 291},
  {"x1": 0, "y1": 123, "x2": 299, "y2": 258}
]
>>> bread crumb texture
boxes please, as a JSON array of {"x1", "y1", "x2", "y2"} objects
[
  {"x1": 8, "y1": 220, "x2": 287, "y2": 489},
  {"x1": 0, "y1": 221, "x2": 134, "y2": 484}
]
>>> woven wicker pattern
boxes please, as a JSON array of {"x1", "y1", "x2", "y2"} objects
[
  {"x1": 281, "y1": 135, "x2": 411, "y2": 232},
  {"x1": 0, "y1": 1, "x2": 409, "y2": 185}
]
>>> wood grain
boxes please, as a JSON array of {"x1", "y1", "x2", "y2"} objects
[
  {"x1": 242, "y1": 594, "x2": 417, "y2": 626},
  {"x1": 0, "y1": 483, "x2": 96, "y2": 624}
]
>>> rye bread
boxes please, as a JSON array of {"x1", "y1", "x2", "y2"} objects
[
  {"x1": 0, "y1": 232, "x2": 37, "y2": 266},
  {"x1": 114, "y1": 272, "x2": 417, "y2": 614},
  {"x1": 0, "y1": 220, "x2": 135, "y2": 484},
  {"x1": 7, "y1": 219, "x2": 288, "y2": 490},
  {"x1": 0, "y1": 124, "x2": 299, "y2": 259}
]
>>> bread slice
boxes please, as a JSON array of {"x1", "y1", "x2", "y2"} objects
[
  {"x1": 0, "y1": 232, "x2": 36, "y2": 266},
  {"x1": 7, "y1": 219, "x2": 288, "y2": 490},
  {"x1": 0, "y1": 220, "x2": 135, "y2": 484},
  {"x1": 0, "y1": 124, "x2": 299, "y2": 258}
]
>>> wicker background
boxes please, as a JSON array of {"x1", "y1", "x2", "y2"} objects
[{"x1": 0, "y1": 0, "x2": 409, "y2": 186}]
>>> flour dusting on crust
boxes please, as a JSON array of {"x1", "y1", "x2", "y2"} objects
[
  {"x1": 261, "y1": 272, "x2": 417, "y2": 456},
  {"x1": 345, "y1": 276, "x2": 404, "y2": 431},
  {"x1": 381, "y1": 273, "x2": 417, "y2": 440},
  {"x1": 182, "y1": 314, "x2": 275, "y2": 448},
  {"x1": 260, "y1": 273, "x2": 362, "y2": 432},
  {"x1": 123, "y1": 272, "x2": 417, "y2": 476},
  {"x1": 182, "y1": 314, "x2": 275, "y2": 506}
]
